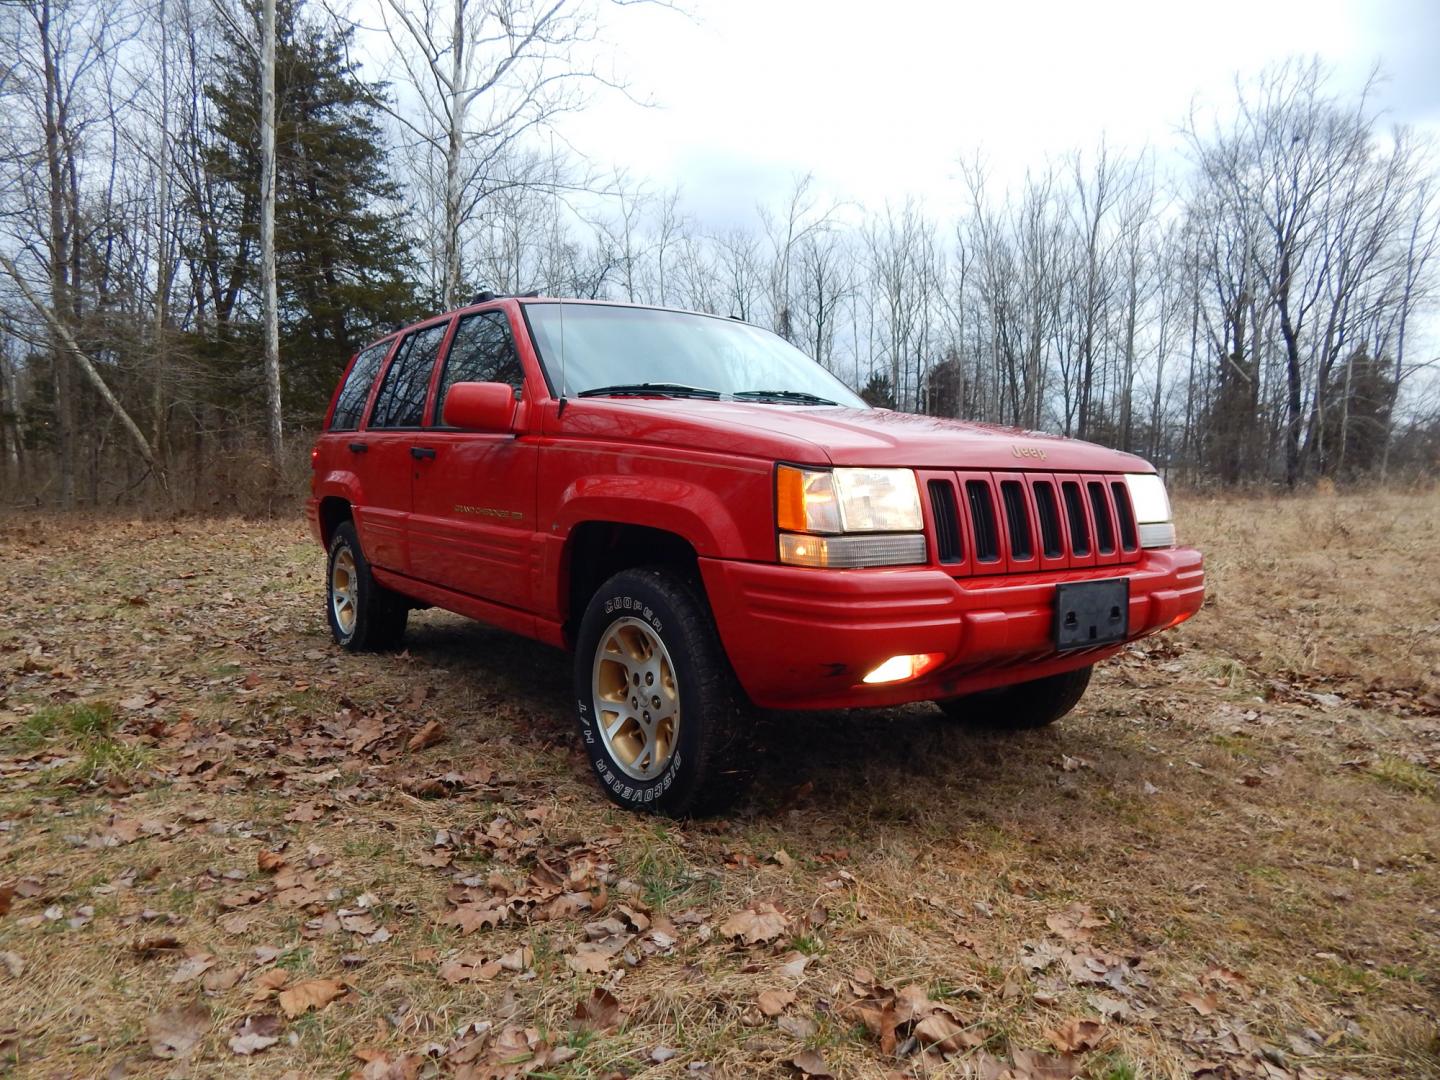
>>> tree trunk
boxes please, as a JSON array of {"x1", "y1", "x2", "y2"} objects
[{"x1": 259, "y1": 0, "x2": 283, "y2": 479}]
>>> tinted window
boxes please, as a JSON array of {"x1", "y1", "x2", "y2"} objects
[
  {"x1": 329, "y1": 341, "x2": 390, "y2": 431},
  {"x1": 434, "y1": 311, "x2": 522, "y2": 423},
  {"x1": 369, "y1": 323, "x2": 448, "y2": 428}
]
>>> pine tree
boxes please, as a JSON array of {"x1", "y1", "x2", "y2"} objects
[{"x1": 202, "y1": 0, "x2": 420, "y2": 422}]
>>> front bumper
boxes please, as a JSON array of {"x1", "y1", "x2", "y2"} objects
[{"x1": 699, "y1": 547, "x2": 1204, "y2": 710}]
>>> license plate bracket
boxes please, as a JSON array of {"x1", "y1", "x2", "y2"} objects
[{"x1": 1054, "y1": 578, "x2": 1129, "y2": 651}]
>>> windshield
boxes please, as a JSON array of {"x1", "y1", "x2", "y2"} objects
[{"x1": 524, "y1": 303, "x2": 868, "y2": 407}]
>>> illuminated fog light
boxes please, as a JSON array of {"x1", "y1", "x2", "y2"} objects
[{"x1": 862, "y1": 652, "x2": 944, "y2": 685}]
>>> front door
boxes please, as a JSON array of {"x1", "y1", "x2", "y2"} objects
[
  {"x1": 357, "y1": 319, "x2": 451, "y2": 572},
  {"x1": 409, "y1": 309, "x2": 539, "y2": 611}
]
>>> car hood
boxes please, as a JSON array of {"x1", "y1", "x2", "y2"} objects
[{"x1": 560, "y1": 398, "x2": 1153, "y2": 473}]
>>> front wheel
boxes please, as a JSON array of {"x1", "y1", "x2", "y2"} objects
[
  {"x1": 573, "y1": 567, "x2": 751, "y2": 817},
  {"x1": 936, "y1": 665, "x2": 1092, "y2": 731}
]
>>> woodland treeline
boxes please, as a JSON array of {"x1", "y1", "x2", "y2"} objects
[{"x1": 1, "y1": 0, "x2": 1437, "y2": 510}]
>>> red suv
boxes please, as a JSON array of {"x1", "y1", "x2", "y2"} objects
[{"x1": 309, "y1": 295, "x2": 1203, "y2": 815}]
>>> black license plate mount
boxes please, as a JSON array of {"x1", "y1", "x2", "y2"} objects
[{"x1": 1054, "y1": 578, "x2": 1129, "y2": 651}]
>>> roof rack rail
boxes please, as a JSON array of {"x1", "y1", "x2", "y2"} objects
[{"x1": 469, "y1": 288, "x2": 544, "y2": 305}]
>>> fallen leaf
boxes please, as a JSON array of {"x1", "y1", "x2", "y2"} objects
[
  {"x1": 778, "y1": 1014, "x2": 818, "y2": 1039},
  {"x1": 790, "y1": 1049, "x2": 835, "y2": 1077},
  {"x1": 439, "y1": 954, "x2": 501, "y2": 984},
  {"x1": 1010, "y1": 1048, "x2": 1081, "y2": 1078},
  {"x1": 1180, "y1": 991, "x2": 1219, "y2": 1016},
  {"x1": 407, "y1": 720, "x2": 446, "y2": 752},
  {"x1": 202, "y1": 965, "x2": 246, "y2": 993},
  {"x1": 229, "y1": 1014, "x2": 281, "y2": 1056},
  {"x1": 0, "y1": 885, "x2": 13, "y2": 917},
  {"x1": 720, "y1": 902, "x2": 790, "y2": 945},
  {"x1": 759, "y1": 988, "x2": 796, "y2": 1016},
  {"x1": 147, "y1": 1003, "x2": 209, "y2": 1060},
  {"x1": 170, "y1": 953, "x2": 217, "y2": 984},
  {"x1": 131, "y1": 936, "x2": 184, "y2": 957},
  {"x1": 1, "y1": 951, "x2": 23, "y2": 978},
  {"x1": 278, "y1": 977, "x2": 345, "y2": 1018},
  {"x1": 249, "y1": 967, "x2": 290, "y2": 1004},
  {"x1": 257, "y1": 850, "x2": 287, "y2": 874},
  {"x1": 1047, "y1": 1017, "x2": 1105, "y2": 1053},
  {"x1": 572, "y1": 987, "x2": 623, "y2": 1032},
  {"x1": 1045, "y1": 903, "x2": 1107, "y2": 943}
]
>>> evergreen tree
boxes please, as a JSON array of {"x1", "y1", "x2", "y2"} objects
[{"x1": 203, "y1": 0, "x2": 420, "y2": 422}]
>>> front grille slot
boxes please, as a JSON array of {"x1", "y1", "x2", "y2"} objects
[
  {"x1": 928, "y1": 480, "x2": 962, "y2": 563},
  {"x1": 1062, "y1": 481, "x2": 1091, "y2": 556},
  {"x1": 965, "y1": 480, "x2": 1001, "y2": 563},
  {"x1": 1088, "y1": 481, "x2": 1116, "y2": 555},
  {"x1": 1111, "y1": 481, "x2": 1138, "y2": 551},
  {"x1": 1033, "y1": 481, "x2": 1063, "y2": 558},
  {"x1": 1000, "y1": 480, "x2": 1033, "y2": 560}
]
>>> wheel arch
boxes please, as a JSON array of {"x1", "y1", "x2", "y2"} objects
[
  {"x1": 560, "y1": 521, "x2": 702, "y2": 646},
  {"x1": 318, "y1": 496, "x2": 354, "y2": 549}
]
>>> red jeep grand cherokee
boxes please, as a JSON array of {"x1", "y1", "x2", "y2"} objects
[{"x1": 310, "y1": 295, "x2": 1203, "y2": 815}]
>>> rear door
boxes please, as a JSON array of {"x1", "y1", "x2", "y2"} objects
[
  {"x1": 408, "y1": 308, "x2": 539, "y2": 609},
  {"x1": 321, "y1": 338, "x2": 392, "y2": 526},
  {"x1": 357, "y1": 320, "x2": 452, "y2": 572}
]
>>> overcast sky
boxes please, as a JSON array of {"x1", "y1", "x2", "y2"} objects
[{"x1": 548, "y1": 0, "x2": 1440, "y2": 227}]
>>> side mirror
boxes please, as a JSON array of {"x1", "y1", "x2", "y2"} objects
[{"x1": 442, "y1": 382, "x2": 517, "y2": 431}]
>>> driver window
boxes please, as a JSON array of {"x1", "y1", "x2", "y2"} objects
[{"x1": 433, "y1": 311, "x2": 522, "y2": 424}]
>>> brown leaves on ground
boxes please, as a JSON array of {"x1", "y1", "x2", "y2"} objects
[
  {"x1": 572, "y1": 986, "x2": 624, "y2": 1032},
  {"x1": 406, "y1": 719, "x2": 446, "y2": 752},
  {"x1": 3, "y1": 501, "x2": 1439, "y2": 1078},
  {"x1": 146, "y1": 1002, "x2": 210, "y2": 1060},
  {"x1": 1046, "y1": 1017, "x2": 1107, "y2": 1053},
  {"x1": 719, "y1": 901, "x2": 790, "y2": 945},
  {"x1": 840, "y1": 971, "x2": 985, "y2": 1062},
  {"x1": 277, "y1": 977, "x2": 346, "y2": 1018},
  {"x1": 229, "y1": 1013, "x2": 282, "y2": 1056}
]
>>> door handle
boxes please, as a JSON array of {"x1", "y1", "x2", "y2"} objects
[
  {"x1": 410, "y1": 446, "x2": 437, "y2": 460},
  {"x1": 347, "y1": 442, "x2": 368, "y2": 453}
]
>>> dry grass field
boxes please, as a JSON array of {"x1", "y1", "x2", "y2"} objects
[{"x1": 1, "y1": 491, "x2": 1437, "y2": 1079}]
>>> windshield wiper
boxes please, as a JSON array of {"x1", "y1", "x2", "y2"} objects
[
  {"x1": 577, "y1": 382, "x2": 722, "y2": 399},
  {"x1": 731, "y1": 389, "x2": 839, "y2": 406}
]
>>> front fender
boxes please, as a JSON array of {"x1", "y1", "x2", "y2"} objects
[{"x1": 552, "y1": 474, "x2": 756, "y2": 558}]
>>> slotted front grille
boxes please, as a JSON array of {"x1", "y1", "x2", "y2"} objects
[
  {"x1": 922, "y1": 470, "x2": 1139, "y2": 575},
  {"x1": 1033, "y1": 481, "x2": 1063, "y2": 558},
  {"x1": 928, "y1": 480, "x2": 962, "y2": 563},
  {"x1": 965, "y1": 480, "x2": 1001, "y2": 563}
]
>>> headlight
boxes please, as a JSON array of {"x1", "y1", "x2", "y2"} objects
[
  {"x1": 1123, "y1": 473, "x2": 1176, "y2": 549},
  {"x1": 776, "y1": 465, "x2": 924, "y2": 567},
  {"x1": 777, "y1": 466, "x2": 922, "y2": 534}
]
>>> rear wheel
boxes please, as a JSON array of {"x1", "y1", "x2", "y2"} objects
[
  {"x1": 936, "y1": 666, "x2": 1092, "y2": 731},
  {"x1": 573, "y1": 567, "x2": 751, "y2": 816},
  {"x1": 327, "y1": 521, "x2": 408, "y2": 651}
]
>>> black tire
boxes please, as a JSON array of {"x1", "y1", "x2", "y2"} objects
[
  {"x1": 573, "y1": 567, "x2": 751, "y2": 817},
  {"x1": 326, "y1": 521, "x2": 409, "y2": 651},
  {"x1": 936, "y1": 665, "x2": 1092, "y2": 731}
]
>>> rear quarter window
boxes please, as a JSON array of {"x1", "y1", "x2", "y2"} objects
[{"x1": 329, "y1": 341, "x2": 390, "y2": 431}]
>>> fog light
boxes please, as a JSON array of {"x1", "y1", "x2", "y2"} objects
[{"x1": 862, "y1": 652, "x2": 944, "y2": 685}]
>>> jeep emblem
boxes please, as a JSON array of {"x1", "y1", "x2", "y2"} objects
[{"x1": 1011, "y1": 444, "x2": 1046, "y2": 461}]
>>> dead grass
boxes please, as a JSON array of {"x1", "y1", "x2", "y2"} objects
[{"x1": 0, "y1": 492, "x2": 1437, "y2": 1079}]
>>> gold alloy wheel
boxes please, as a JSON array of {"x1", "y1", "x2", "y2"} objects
[
  {"x1": 331, "y1": 546, "x2": 359, "y2": 636},
  {"x1": 591, "y1": 616, "x2": 681, "y2": 781}
]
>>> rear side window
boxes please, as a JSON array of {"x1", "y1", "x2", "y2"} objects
[
  {"x1": 369, "y1": 322, "x2": 449, "y2": 428},
  {"x1": 329, "y1": 341, "x2": 389, "y2": 431},
  {"x1": 434, "y1": 311, "x2": 522, "y2": 423}
]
